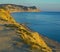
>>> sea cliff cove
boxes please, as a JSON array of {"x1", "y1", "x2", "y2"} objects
[{"x1": 0, "y1": 2, "x2": 60, "y2": 52}]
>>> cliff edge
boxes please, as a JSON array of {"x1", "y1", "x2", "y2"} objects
[{"x1": 0, "y1": 9, "x2": 52, "y2": 52}]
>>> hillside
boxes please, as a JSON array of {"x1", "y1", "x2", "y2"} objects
[
  {"x1": 0, "y1": 8, "x2": 60, "y2": 52},
  {"x1": 0, "y1": 4, "x2": 40, "y2": 13},
  {"x1": 0, "y1": 8, "x2": 52, "y2": 52}
]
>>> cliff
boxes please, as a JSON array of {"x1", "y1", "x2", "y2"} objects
[
  {"x1": 0, "y1": 9, "x2": 52, "y2": 52},
  {"x1": 0, "y1": 8, "x2": 60, "y2": 52},
  {"x1": 0, "y1": 4, "x2": 40, "y2": 13}
]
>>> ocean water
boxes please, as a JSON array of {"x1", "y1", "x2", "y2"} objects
[{"x1": 11, "y1": 12, "x2": 60, "y2": 42}]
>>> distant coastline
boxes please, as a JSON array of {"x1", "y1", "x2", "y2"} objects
[{"x1": 0, "y1": 4, "x2": 40, "y2": 13}]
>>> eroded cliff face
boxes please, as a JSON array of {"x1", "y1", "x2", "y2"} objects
[
  {"x1": 0, "y1": 9, "x2": 52, "y2": 52},
  {"x1": 0, "y1": 4, "x2": 40, "y2": 13}
]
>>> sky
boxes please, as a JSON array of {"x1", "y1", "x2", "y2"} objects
[{"x1": 0, "y1": 0, "x2": 60, "y2": 11}]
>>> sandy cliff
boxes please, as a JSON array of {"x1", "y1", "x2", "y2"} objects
[
  {"x1": 0, "y1": 9, "x2": 52, "y2": 52},
  {"x1": 0, "y1": 8, "x2": 60, "y2": 52}
]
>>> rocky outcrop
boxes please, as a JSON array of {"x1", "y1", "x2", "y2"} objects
[
  {"x1": 0, "y1": 4, "x2": 40, "y2": 13},
  {"x1": 0, "y1": 9, "x2": 52, "y2": 52}
]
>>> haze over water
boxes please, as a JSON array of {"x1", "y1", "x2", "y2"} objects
[{"x1": 11, "y1": 12, "x2": 60, "y2": 42}]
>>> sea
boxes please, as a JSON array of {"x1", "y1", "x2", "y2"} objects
[{"x1": 11, "y1": 12, "x2": 60, "y2": 42}]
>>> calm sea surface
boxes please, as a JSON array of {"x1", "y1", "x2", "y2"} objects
[{"x1": 11, "y1": 12, "x2": 60, "y2": 42}]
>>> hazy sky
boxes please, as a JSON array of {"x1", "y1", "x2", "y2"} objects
[{"x1": 0, "y1": 0, "x2": 60, "y2": 11}]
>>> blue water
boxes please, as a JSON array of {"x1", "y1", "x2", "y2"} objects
[{"x1": 11, "y1": 12, "x2": 60, "y2": 42}]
